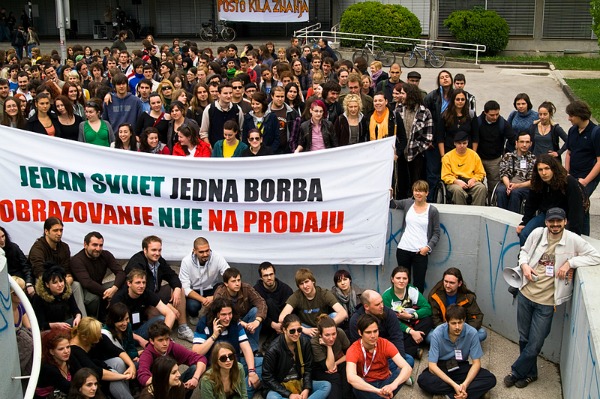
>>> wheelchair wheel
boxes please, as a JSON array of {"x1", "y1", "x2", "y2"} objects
[
  {"x1": 489, "y1": 182, "x2": 501, "y2": 207},
  {"x1": 434, "y1": 181, "x2": 448, "y2": 204}
]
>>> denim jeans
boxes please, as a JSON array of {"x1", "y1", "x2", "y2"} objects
[
  {"x1": 185, "y1": 288, "x2": 215, "y2": 317},
  {"x1": 352, "y1": 367, "x2": 401, "y2": 399},
  {"x1": 104, "y1": 357, "x2": 134, "y2": 399},
  {"x1": 240, "y1": 356, "x2": 263, "y2": 399},
  {"x1": 242, "y1": 307, "x2": 262, "y2": 352},
  {"x1": 519, "y1": 212, "x2": 546, "y2": 246},
  {"x1": 583, "y1": 174, "x2": 600, "y2": 236},
  {"x1": 511, "y1": 292, "x2": 554, "y2": 380},
  {"x1": 266, "y1": 380, "x2": 331, "y2": 399},
  {"x1": 180, "y1": 364, "x2": 197, "y2": 383},
  {"x1": 495, "y1": 184, "x2": 529, "y2": 214}
]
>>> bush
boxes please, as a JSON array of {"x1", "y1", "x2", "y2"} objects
[
  {"x1": 340, "y1": 1, "x2": 421, "y2": 51},
  {"x1": 443, "y1": 7, "x2": 509, "y2": 55},
  {"x1": 591, "y1": 0, "x2": 600, "y2": 49}
]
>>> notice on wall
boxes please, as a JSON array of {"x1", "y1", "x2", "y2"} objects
[
  {"x1": 0, "y1": 128, "x2": 394, "y2": 264},
  {"x1": 218, "y1": 0, "x2": 309, "y2": 23}
]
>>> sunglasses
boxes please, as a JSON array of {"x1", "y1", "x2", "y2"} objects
[
  {"x1": 232, "y1": 86, "x2": 243, "y2": 89},
  {"x1": 218, "y1": 353, "x2": 235, "y2": 362},
  {"x1": 161, "y1": 86, "x2": 172, "y2": 91},
  {"x1": 248, "y1": 137, "x2": 261, "y2": 141},
  {"x1": 287, "y1": 328, "x2": 302, "y2": 335}
]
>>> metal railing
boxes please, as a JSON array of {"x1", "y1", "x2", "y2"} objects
[{"x1": 294, "y1": 27, "x2": 487, "y2": 64}]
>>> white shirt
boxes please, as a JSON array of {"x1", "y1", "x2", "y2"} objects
[{"x1": 179, "y1": 250, "x2": 230, "y2": 296}]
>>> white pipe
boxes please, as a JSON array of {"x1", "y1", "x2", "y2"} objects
[{"x1": 9, "y1": 275, "x2": 42, "y2": 399}]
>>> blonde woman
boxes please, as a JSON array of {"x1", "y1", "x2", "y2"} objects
[
  {"x1": 369, "y1": 61, "x2": 388, "y2": 89},
  {"x1": 334, "y1": 93, "x2": 366, "y2": 145}
]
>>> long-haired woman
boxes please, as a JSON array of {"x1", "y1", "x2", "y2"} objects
[
  {"x1": 397, "y1": 83, "x2": 434, "y2": 192},
  {"x1": 102, "y1": 302, "x2": 143, "y2": 362},
  {"x1": 111, "y1": 123, "x2": 138, "y2": 151},
  {"x1": 1, "y1": 96, "x2": 26, "y2": 129},
  {"x1": 262, "y1": 314, "x2": 331, "y2": 399},
  {"x1": 241, "y1": 91, "x2": 279, "y2": 151},
  {"x1": 172, "y1": 124, "x2": 211, "y2": 158},
  {"x1": 136, "y1": 92, "x2": 171, "y2": 143},
  {"x1": 200, "y1": 342, "x2": 248, "y2": 399},
  {"x1": 68, "y1": 368, "x2": 105, "y2": 399},
  {"x1": 26, "y1": 93, "x2": 62, "y2": 136},
  {"x1": 55, "y1": 95, "x2": 83, "y2": 141},
  {"x1": 190, "y1": 83, "x2": 210, "y2": 126},
  {"x1": 78, "y1": 100, "x2": 114, "y2": 146},
  {"x1": 529, "y1": 101, "x2": 567, "y2": 161},
  {"x1": 438, "y1": 88, "x2": 477, "y2": 157},
  {"x1": 333, "y1": 93, "x2": 365, "y2": 146},
  {"x1": 36, "y1": 329, "x2": 72, "y2": 399},
  {"x1": 517, "y1": 153, "x2": 585, "y2": 245},
  {"x1": 139, "y1": 356, "x2": 186, "y2": 399},
  {"x1": 139, "y1": 127, "x2": 170, "y2": 155}
]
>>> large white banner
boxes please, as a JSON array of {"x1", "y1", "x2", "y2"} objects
[
  {"x1": 0, "y1": 128, "x2": 394, "y2": 265},
  {"x1": 218, "y1": 0, "x2": 309, "y2": 23}
]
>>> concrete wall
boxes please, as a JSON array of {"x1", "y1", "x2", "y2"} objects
[
  {"x1": 233, "y1": 203, "x2": 600, "y2": 399},
  {"x1": 0, "y1": 249, "x2": 23, "y2": 398}
]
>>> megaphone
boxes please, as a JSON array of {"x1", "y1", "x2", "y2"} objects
[{"x1": 503, "y1": 267, "x2": 523, "y2": 288}]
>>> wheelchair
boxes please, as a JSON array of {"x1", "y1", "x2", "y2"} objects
[{"x1": 489, "y1": 182, "x2": 527, "y2": 214}]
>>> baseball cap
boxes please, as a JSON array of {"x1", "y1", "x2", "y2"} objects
[
  {"x1": 453, "y1": 131, "x2": 469, "y2": 143},
  {"x1": 545, "y1": 207, "x2": 566, "y2": 221}
]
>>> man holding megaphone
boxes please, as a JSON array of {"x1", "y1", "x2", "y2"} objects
[{"x1": 504, "y1": 207, "x2": 600, "y2": 390}]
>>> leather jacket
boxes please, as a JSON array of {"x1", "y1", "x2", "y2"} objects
[{"x1": 262, "y1": 334, "x2": 314, "y2": 397}]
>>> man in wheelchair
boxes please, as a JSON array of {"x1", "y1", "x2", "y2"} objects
[{"x1": 441, "y1": 131, "x2": 487, "y2": 205}]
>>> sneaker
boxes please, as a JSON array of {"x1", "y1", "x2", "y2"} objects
[
  {"x1": 482, "y1": 392, "x2": 491, "y2": 399},
  {"x1": 404, "y1": 376, "x2": 413, "y2": 386},
  {"x1": 188, "y1": 316, "x2": 199, "y2": 326},
  {"x1": 178, "y1": 325, "x2": 195, "y2": 343},
  {"x1": 503, "y1": 373, "x2": 517, "y2": 387},
  {"x1": 515, "y1": 376, "x2": 537, "y2": 388}
]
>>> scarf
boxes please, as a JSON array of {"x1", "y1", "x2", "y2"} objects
[
  {"x1": 369, "y1": 107, "x2": 389, "y2": 141},
  {"x1": 371, "y1": 69, "x2": 383, "y2": 88},
  {"x1": 332, "y1": 286, "x2": 359, "y2": 317}
]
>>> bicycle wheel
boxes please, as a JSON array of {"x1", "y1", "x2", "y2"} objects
[
  {"x1": 199, "y1": 27, "x2": 213, "y2": 42},
  {"x1": 352, "y1": 49, "x2": 370, "y2": 64},
  {"x1": 402, "y1": 51, "x2": 418, "y2": 68},
  {"x1": 127, "y1": 29, "x2": 135, "y2": 42},
  {"x1": 377, "y1": 50, "x2": 395, "y2": 67},
  {"x1": 428, "y1": 51, "x2": 446, "y2": 68},
  {"x1": 221, "y1": 27, "x2": 236, "y2": 41}
]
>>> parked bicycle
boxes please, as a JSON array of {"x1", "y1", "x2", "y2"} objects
[
  {"x1": 199, "y1": 20, "x2": 236, "y2": 42},
  {"x1": 402, "y1": 44, "x2": 446, "y2": 68},
  {"x1": 352, "y1": 41, "x2": 395, "y2": 67}
]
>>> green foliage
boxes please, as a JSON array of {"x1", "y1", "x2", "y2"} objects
[
  {"x1": 443, "y1": 8, "x2": 509, "y2": 55},
  {"x1": 591, "y1": 0, "x2": 600, "y2": 48},
  {"x1": 340, "y1": 1, "x2": 421, "y2": 51}
]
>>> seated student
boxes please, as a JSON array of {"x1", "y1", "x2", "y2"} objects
[
  {"x1": 137, "y1": 321, "x2": 207, "y2": 393},
  {"x1": 440, "y1": 130, "x2": 487, "y2": 206},
  {"x1": 192, "y1": 298, "x2": 261, "y2": 399},
  {"x1": 32, "y1": 263, "x2": 82, "y2": 331},
  {"x1": 494, "y1": 131, "x2": 535, "y2": 213},
  {"x1": 213, "y1": 267, "x2": 267, "y2": 353},
  {"x1": 253, "y1": 262, "x2": 293, "y2": 344},
  {"x1": 417, "y1": 305, "x2": 496, "y2": 398},
  {"x1": 69, "y1": 317, "x2": 135, "y2": 399},
  {"x1": 346, "y1": 314, "x2": 412, "y2": 399},
  {"x1": 102, "y1": 303, "x2": 144, "y2": 363},
  {"x1": 139, "y1": 356, "x2": 186, "y2": 399},
  {"x1": 69, "y1": 368, "x2": 105, "y2": 399},
  {"x1": 262, "y1": 314, "x2": 332, "y2": 399},
  {"x1": 126, "y1": 235, "x2": 194, "y2": 342},
  {"x1": 111, "y1": 269, "x2": 176, "y2": 340},
  {"x1": 428, "y1": 267, "x2": 487, "y2": 342},
  {"x1": 310, "y1": 315, "x2": 352, "y2": 399},
  {"x1": 330, "y1": 270, "x2": 363, "y2": 335},
  {"x1": 279, "y1": 268, "x2": 348, "y2": 338},
  {"x1": 382, "y1": 266, "x2": 433, "y2": 360},
  {"x1": 200, "y1": 342, "x2": 248, "y2": 399},
  {"x1": 36, "y1": 329, "x2": 73, "y2": 399}
]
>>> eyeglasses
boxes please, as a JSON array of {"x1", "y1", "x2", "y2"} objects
[
  {"x1": 218, "y1": 353, "x2": 235, "y2": 362},
  {"x1": 287, "y1": 328, "x2": 302, "y2": 335},
  {"x1": 248, "y1": 137, "x2": 261, "y2": 141},
  {"x1": 455, "y1": 98, "x2": 466, "y2": 101}
]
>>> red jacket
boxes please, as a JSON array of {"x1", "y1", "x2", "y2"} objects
[{"x1": 171, "y1": 141, "x2": 211, "y2": 157}]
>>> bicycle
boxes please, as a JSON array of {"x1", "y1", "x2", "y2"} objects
[
  {"x1": 352, "y1": 41, "x2": 395, "y2": 67},
  {"x1": 402, "y1": 44, "x2": 446, "y2": 68},
  {"x1": 199, "y1": 20, "x2": 236, "y2": 42}
]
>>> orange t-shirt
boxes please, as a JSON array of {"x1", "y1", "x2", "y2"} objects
[{"x1": 346, "y1": 338, "x2": 399, "y2": 382}]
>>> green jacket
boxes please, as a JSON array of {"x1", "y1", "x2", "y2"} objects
[
  {"x1": 382, "y1": 284, "x2": 432, "y2": 333},
  {"x1": 200, "y1": 362, "x2": 248, "y2": 399}
]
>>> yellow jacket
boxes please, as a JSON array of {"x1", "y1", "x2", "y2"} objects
[{"x1": 441, "y1": 148, "x2": 486, "y2": 185}]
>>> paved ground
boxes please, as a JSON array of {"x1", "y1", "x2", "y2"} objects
[{"x1": 8, "y1": 37, "x2": 598, "y2": 398}]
